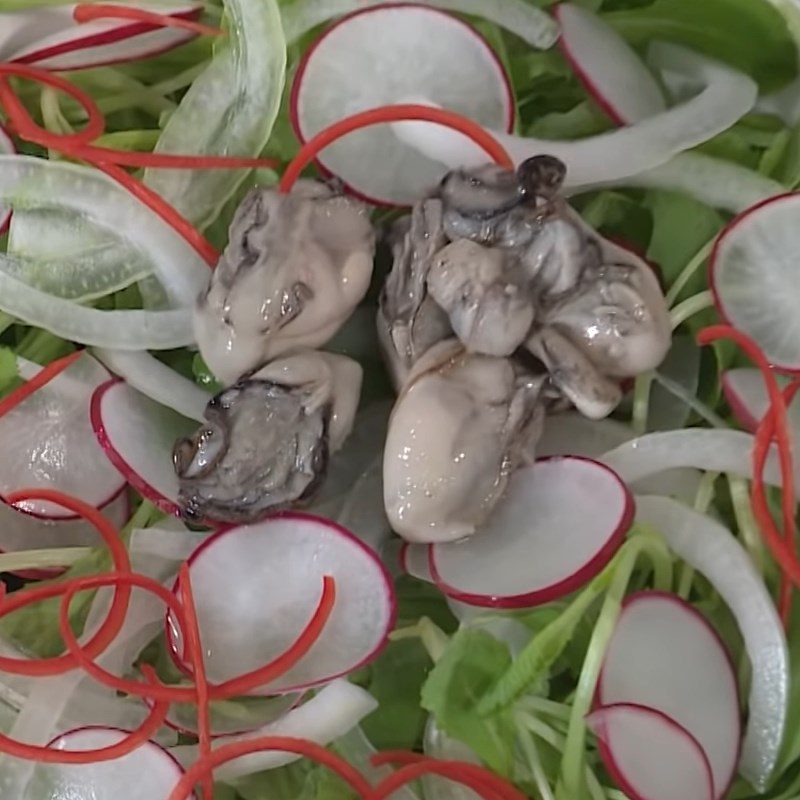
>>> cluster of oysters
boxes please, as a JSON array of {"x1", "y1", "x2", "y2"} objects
[{"x1": 175, "y1": 156, "x2": 671, "y2": 543}]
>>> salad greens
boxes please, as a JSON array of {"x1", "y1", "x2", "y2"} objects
[{"x1": 1, "y1": 0, "x2": 800, "y2": 798}]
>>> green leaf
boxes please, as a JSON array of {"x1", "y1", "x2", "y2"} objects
[
  {"x1": 421, "y1": 628, "x2": 516, "y2": 776},
  {"x1": 643, "y1": 190, "x2": 723, "y2": 296},
  {"x1": 233, "y1": 758, "x2": 357, "y2": 800},
  {"x1": 524, "y1": 101, "x2": 613, "y2": 140},
  {"x1": 773, "y1": 122, "x2": 800, "y2": 188},
  {"x1": 0, "y1": 347, "x2": 19, "y2": 396},
  {"x1": 604, "y1": 0, "x2": 798, "y2": 92}
]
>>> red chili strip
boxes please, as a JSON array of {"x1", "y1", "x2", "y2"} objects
[
  {"x1": 59, "y1": 575, "x2": 336, "y2": 702},
  {"x1": 0, "y1": 350, "x2": 81, "y2": 420},
  {"x1": 166, "y1": 736, "x2": 372, "y2": 800},
  {"x1": 0, "y1": 665, "x2": 167, "y2": 763},
  {"x1": 73, "y1": 3, "x2": 223, "y2": 38},
  {"x1": 0, "y1": 489, "x2": 131, "y2": 676},
  {"x1": 177, "y1": 564, "x2": 213, "y2": 800},
  {"x1": 279, "y1": 103, "x2": 515, "y2": 194},
  {"x1": 698, "y1": 326, "x2": 800, "y2": 614}
]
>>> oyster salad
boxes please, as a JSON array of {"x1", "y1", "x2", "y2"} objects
[{"x1": 0, "y1": 1, "x2": 799, "y2": 800}]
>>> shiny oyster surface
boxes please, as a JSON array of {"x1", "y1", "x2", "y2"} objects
[
  {"x1": 195, "y1": 179, "x2": 376, "y2": 385},
  {"x1": 383, "y1": 340, "x2": 545, "y2": 544},
  {"x1": 174, "y1": 351, "x2": 362, "y2": 524}
]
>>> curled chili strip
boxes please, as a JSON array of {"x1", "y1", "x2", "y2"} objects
[
  {"x1": 0, "y1": 488, "x2": 131, "y2": 676},
  {"x1": 0, "y1": 350, "x2": 82, "y2": 420}
]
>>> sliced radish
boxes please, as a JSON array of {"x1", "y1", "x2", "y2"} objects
[
  {"x1": 392, "y1": 44, "x2": 756, "y2": 190},
  {"x1": 710, "y1": 193, "x2": 800, "y2": 370},
  {"x1": 9, "y1": 4, "x2": 203, "y2": 72},
  {"x1": 290, "y1": 3, "x2": 514, "y2": 205},
  {"x1": 0, "y1": 126, "x2": 14, "y2": 234},
  {"x1": 722, "y1": 368, "x2": 799, "y2": 433},
  {"x1": 90, "y1": 379, "x2": 197, "y2": 516},
  {"x1": 162, "y1": 693, "x2": 302, "y2": 738},
  {"x1": 587, "y1": 703, "x2": 714, "y2": 800},
  {"x1": 169, "y1": 679, "x2": 377, "y2": 781},
  {"x1": 93, "y1": 348, "x2": 209, "y2": 422},
  {"x1": 24, "y1": 727, "x2": 191, "y2": 800},
  {"x1": 428, "y1": 457, "x2": 633, "y2": 608},
  {"x1": 598, "y1": 592, "x2": 741, "y2": 799},
  {"x1": 0, "y1": 491, "x2": 128, "y2": 579},
  {"x1": 554, "y1": 4, "x2": 665, "y2": 125},
  {"x1": 634, "y1": 495, "x2": 787, "y2": 790},
  {"x1": 167, "y1": 514, "x2": 396, "y2": 693},
  {"x1": 0, "y1": 354, "x2": 124, "y2": 519}
]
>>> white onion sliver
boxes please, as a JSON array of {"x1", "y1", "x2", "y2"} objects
[
  {"x1": 93, "y1": 349, "x2": 210, "y2": 422},
  {"x1": 0, "y1": 264, "x2": 194, "y2": 350},
  {"x1": 169, "y1": 679, "x2": 377, "y2": 780},
  {"x1": 571, "y1": 152, "x2": 784, "y2": 214},
  {"x1": 635, "y1": 495, "x2": 788, "y2": 790},
  {"x1": 0, "y1": 155, "x2": 207, "y2": 306},
  {"x1": 0, "y1": 126, "x2": 14, "y2": 232},
  {"x1": 144, "y1": 0, "x2": 286, "y2": 228},
  {"x1": 423, "y1": 717, "x2": 482, "y2": 800},
  {"x1": 393, "y1": 45, "x2": 756, "y2": 189},
  {"x1": 601, "y1": 428, "x2": 789, "y2": 487}
]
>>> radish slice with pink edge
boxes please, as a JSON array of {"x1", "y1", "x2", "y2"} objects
[
  {"x1": 723, "y1": 368, "x2": 800, "y2": 433},
  {"x1": 587, "y1": 703, "x2": 714, "y2": 800},
  {"x1": 0, "y1": 354, "x2": 125, "y2": 520},
  {"x1": 166, "y1": 513, "x2": 396, "y2": 693},
  {"x1": 635, "y1": 495, "x2": 787, "y2": 790},
  {"x1": 0, "y1": 126, "x2": 14, "y2": 234},
  {"x1": 428, "y1": 456, "x2": 633, "y2": 608},
  {"x1": 22, "y1": 726, "x2": 194, "y2": 800},
  {"x1": 0, "y1": 490, "x2": 128, "y2": 580},
  {"x1": 598, "y1": 592, "x2": 741, "y2": 799},
  {"x1": 90, "y1": 379, "x2": 197, "y2": 516},
  {"x1": 554, "y1": 3, "x2": 665, "y2": 125},
  {"x1": 169, "y1": 679, "x2": 377, "y2": 781},
  {"x1": 290, "y1": 3, "x2": 514, "y2": 206},
  {"x1": 391, "y1": 43, "x2": 756, "y2": 190},
  {"x1": 710, "y1": 193, "x2": 800, "y2": 371},
  {"x1": 8, "y1": 3, "x2": 204, "y2": 72}
]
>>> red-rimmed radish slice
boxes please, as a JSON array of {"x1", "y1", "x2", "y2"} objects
[
  {"x1": 169, "y1": 679, "x2": 377, "y2": 781},
  {"x1": 0, "y1": 354, "x2": 124, "y2": 520},
  {"x1": 0, "y1": 490, "x2": 128, "y2": 580},
  {"x1": 0, "y1": 9, "x2": 70, "y2": 58},
  {"x1": 90, "y1": 379, "x2": 197, "y2": 516},
  {"x1": 635, "y1": 495, "x2": 787, "y2": 790},
  {"x1": 429, "y1": 456, "x2": 633, "y2": 608},
  {"x1": 0, "y1": 126, "x2": 14, "y2": 234},
  {"x1": 167, "y1": 514, "x2": 396, "y2": 693},
  {"x1": 9, "y1": 3, "x2": 203, "y2": 72},
  {"x1": 392, "y1": 44, "x2": 756, "y2": 190},
  {"x1": 598, "y1": 592, "x2": 741, "y2": 799},
  {"x1": 587, "y1": 703, "x2": 714, "y2": 800},
  {"x1": 399, "y1": 542, "x2": 433, "y2": 583},
  {"x1": 710, "y1": 193, "x2": 800, "y2": 371},
  {"x1": 25, "y1": 726, "x2": 193, "y2": 800},
  {"x1": 554, "y1": 3, "x2": 665, "y2": 125},
  {"x1": 722, "y1": 368, "x2": 799, "y2": 433},
  {"x1": 290, "y1": 3, "x2": 514, "y2": 206},
  {"x1": 162, "y1": 692, "x2": 303, "y2": 738}
]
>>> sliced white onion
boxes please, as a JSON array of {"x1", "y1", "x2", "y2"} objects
[
  {"x1": 0, "y1": 126, "x2": 15, "y2": 233},
  {"x1": 169, "y1": 679, "x2": 377, "y2": 781},
  {"x1": 572, "y1": 152, "x2": 784, "y2": 215},
  {"x1": 281, "y1": 0, "x2": 558, "y2": 49},
  {"x1": 6, "y1": 208, "x2": 152, "y2": 303},
  {"x1": 0, "y1": 156, "x2": 207, "y2": 306},
  {"x1": 0, "y1": 354, "x2": 124, "y2": 519},
  {"x1": 144, "y1": 0, "x2": 286, "y2": 228},
  {"x1": 393, "y1": 44, "x2": 756, "y2": 190},
  {"x1": 93, "y1": 349, "x2": 209, "y2": 422},
  {"x1": 757, "y1": 74, "x2": 800, "y2": 126},
  {"x1": 601, "y1": 428, "x2": 790, "y2": 488},
  {"x1": 635, "y1": 495, "x2": 788, "y2": 790},
  {"x1": 423, "y1": 716, "x2": 482, "y2": 800}
]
